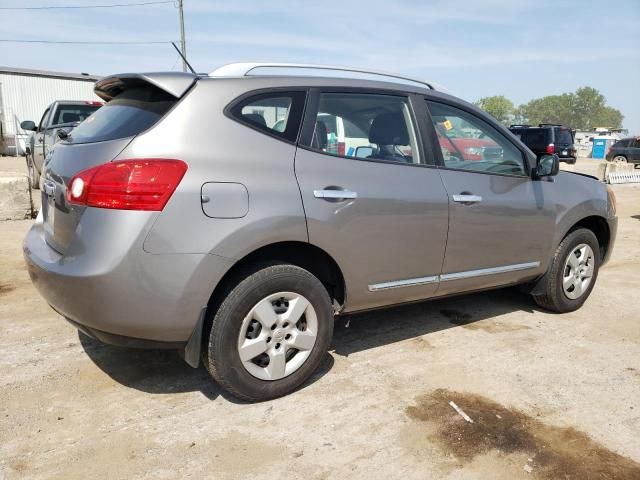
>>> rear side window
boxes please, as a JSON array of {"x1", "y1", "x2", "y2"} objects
[
  {"x1": 67, "y1": 86, "x2": 176, "y2": 144},
  {"x1": 229, "y1": 91, "x2": 306, "y2": 142}
]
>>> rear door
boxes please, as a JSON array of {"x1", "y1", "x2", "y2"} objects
[
  {"x1": 423, "y1": 99, "x2": 554, "y2": 295},
  {"x1": 554, "y1": 127, "x2": 574, "y2": 157},
  {"x1": 295, "y1": 89, "x2": 449, "y2": 312},
  {"x1": 41, "y1": 76, "x2": 193, "y2": 253}
]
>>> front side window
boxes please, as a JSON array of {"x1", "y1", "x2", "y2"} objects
[
  {"x1": 427, "y1": 101, "x2": 527, "y2": 176},
  {"x1": 231, "y1": 91, "x2": 306, "y2": 142},
  {"x1": 307, "y1": 93, "x2": 421, "y2": 165}
]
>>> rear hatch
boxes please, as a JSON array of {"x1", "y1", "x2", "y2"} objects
[
  {"x1": 553, "y1": 127, "x2": 575, "y2": 156},
  {"x1": 40, "y1": 72, "x2": 196, "y2": 254}
]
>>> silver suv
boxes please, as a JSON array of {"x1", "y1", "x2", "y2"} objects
[{"x1": 24, "y1": 63, "x2": 618, "y2": 401}]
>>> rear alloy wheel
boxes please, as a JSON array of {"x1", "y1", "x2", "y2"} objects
[
  {"x1": 206, "y1": 263, "x2": 333, "y2": 401},
  {"x1": 533, "y1": 228, "x2": 600, "y2": 313},
  {"x1": 613, "y1": 155, "x2": 627, "y2": 164}
]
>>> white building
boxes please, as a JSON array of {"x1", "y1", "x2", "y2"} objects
[{"x1": 0, "y1": 67, "x2": 101, "y2": 155}]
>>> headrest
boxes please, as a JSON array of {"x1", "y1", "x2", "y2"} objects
[
  {"x1": 369, "y1": 112, "x2": 409, "y2": 145},
  {"x1": 61, "y1": 112, "x2": 81, "y2": 124},
  {"x1": 244, "y1": 113, "x2": 267, "y2": 127}
]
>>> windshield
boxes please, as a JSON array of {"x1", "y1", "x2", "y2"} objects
[{"x1": 67, "y1": 86, "x2": 176, "y2": 144}]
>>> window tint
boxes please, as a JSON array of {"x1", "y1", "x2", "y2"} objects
[
  {"x1": 427, "y1": 101, "x2": 527, "y2": 176},
  {"x1": 631, "y1": 139, "x2": 640, "y2": 148},
  {"x1": 67, "y1": 86, "x2": 176, "y2": 144},
  {"x1": 308, "y1": 93, "x2": 421, "y2": 164},
  {"x1": 52, "y1": 104, "x2": 101, "y2": 126},
  {"x1": 231, "y1": 91, "x2": 306, "y2": 142},
  {"x1": 555, "y1": 128, "x2": 573, "y2": 144}
]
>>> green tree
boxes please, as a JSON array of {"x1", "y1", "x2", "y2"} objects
[
  {"x1": 474, "y1": 95, "x2": 514, "y2": 125},
  {"x1": 517, "y1": 87, "x2": 623, "y2": 129}
]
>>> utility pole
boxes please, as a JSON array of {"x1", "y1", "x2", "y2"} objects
[{"x1": 178, "y1": 0, "x2": 187, "y2": 72}]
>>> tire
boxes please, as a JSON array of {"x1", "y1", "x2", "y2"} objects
[
  {"x1": 613, "y1": 155, "x2": 627, "y2": 164},
  {"x1": 26, "y1": 154, "x2": 40, "y2": 189},
  {"x1": 533, "y1": 228, "x2": 600, "y2": 313},
  {"x1": 206, "y1": 263, "x2": 334, "y2": 402}
]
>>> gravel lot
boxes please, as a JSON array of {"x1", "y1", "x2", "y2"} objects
[{"x1": 1, "y1": 156, "x2": 639, "y2": 479}]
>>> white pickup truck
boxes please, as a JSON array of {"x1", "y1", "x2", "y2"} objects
[{"x1": 20, "y1": 100, "x2": 102, "y2": 188}]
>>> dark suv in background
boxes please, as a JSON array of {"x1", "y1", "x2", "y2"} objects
[
  {"x1": 509, "y1": 124, "x2": 576, "y2": 164},
  {"x1": 606, "y1": 137, "x2": 640, "y2": 164}
]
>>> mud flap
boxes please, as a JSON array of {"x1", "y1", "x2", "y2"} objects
[{"x1": 183, "y1": 308, "x2": 207, "y2": 368}]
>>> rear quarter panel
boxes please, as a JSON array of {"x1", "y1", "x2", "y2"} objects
[{"x1": 130, "y1": 79, "x2": 308, "y2": 259}]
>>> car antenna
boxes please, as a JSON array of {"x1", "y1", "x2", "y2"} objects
[{"x1": 171, "y1": 41, "x2": 197, "y2": 75}]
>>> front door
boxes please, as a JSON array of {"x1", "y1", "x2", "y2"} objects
[
  {"x1": 33, "y1": 107, "x2": 50, "y2": 170},
  {"x1": 424, "y1": 100, "x2": 555, "y2": 295},
  {"x1": 295, "y1": 91, "x2": 449, "y2": 312}
]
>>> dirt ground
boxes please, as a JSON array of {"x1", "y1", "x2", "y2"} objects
[{"x1": 1, "y1": 156, "x2": 639, "y2": 479}]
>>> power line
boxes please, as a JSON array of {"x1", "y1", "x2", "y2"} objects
[
  {"x1": 0, "y1": 39, "x2": 172, "y2": 45},
  {"x1": 0, "y1": 1, "x2": 173, "y2": 10}
]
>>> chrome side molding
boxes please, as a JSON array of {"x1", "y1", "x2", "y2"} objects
[
  {"x1": 368, "y1": 275, "x2": 439, "y2": 292},
  {"x1": 439, "y1": 262, "x2": 540, "y2": 282},
  {"x1": 368, "y1": 261, "x2": 540, "y2": 292}
]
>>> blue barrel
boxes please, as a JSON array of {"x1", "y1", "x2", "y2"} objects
[{"x1": 592, "y1": 137, "x2": 607, "y2": 159}]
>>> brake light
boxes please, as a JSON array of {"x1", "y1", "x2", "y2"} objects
[
  {"x1": 337, "y1": 141, "x2": 346, "y2": 156},
  {"x1": 546, "y1": 143, "x2": 555, "y2": 154},
  {"x1": 66, "y1": 159, "x2": 187, "y2": 211},
  {"x1": 84, "y1": 101, "x2": 103, "y2": 106}
]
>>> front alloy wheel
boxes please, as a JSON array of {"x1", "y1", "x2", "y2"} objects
[
  {"x1": 613, "y1": 155, "x2": 627, "y2": 164},
  {"x1": 562, "y1": 244, "x2": 595, "y2": 300},
  {"x1": 533, "y1": 228, "x2": 600, "y2": 313}
]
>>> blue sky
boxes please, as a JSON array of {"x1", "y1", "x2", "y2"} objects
[{"x1": 1, "y1": 0, "x2": 639, "y2": 132}]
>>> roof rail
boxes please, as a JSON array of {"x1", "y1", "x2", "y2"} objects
[{"x1": 209, "y1": 62, "x2": 437, "y2": 90}]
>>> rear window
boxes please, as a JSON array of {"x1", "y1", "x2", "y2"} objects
[
  {"x1": 520, "y1": 129, "x2": 549, "y2": 150},
  {"x1": 67, "y1": 86, "x2": 176, "y2": 144},
  {"x1": 555, "y1": 128, "x2": 573, "y2": 144},
  {"x1": 51, "y1": 104, "x2": 101, "y2": 126}
]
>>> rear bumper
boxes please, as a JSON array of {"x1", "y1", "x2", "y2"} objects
[
  {"x1": 23, "y1": 216, "x2": 232, "y2": 343},
  {"x1": 602, "y1": 215, "x2": 618, "y2": 266}
]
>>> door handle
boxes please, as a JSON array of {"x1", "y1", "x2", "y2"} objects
[
  {"x1": 313, "y1": 189, "x2": 358, "y2": 200},
  {"x1": 452, "y1": 194, "x2": 482, "y2": 204}
]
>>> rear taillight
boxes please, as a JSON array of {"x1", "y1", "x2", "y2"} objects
[
  {"x1": 337, "y1": 141, "x2": 346, "y2": 156},
  {"x1": 66, "y1": 159, "x2": 187, "y2": 211},
  {"x1": 546, "y1": 143, "x2": 555, "y2": 154}
]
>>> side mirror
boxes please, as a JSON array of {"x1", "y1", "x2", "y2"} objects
[
  {"x1": 20, "y1": 120, "x2": 36, "y2": 131},
  {"x1": 355, "y1": 146, "x2": 373, "y2": 158},
  {"x1": 536, "y1": 154, "x2": 560, "y2": 178}
]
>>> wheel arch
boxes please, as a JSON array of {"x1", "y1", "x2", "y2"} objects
[
  {"x1": 567, "y1": 215, "x2": 610, "y2": 262},
  {"x1": 524, "y1": 214, "x2": 610, "y2": 296},
  {"x1": 196, "y1": 241, "x2": 346, "y2": 359}
]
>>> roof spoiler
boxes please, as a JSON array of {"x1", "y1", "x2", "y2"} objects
[{"x1": 94, "y1": 72, "x2": 197, "y2": 101}]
